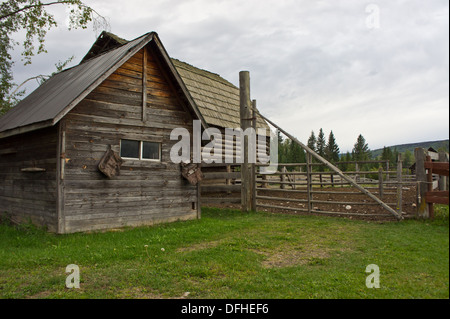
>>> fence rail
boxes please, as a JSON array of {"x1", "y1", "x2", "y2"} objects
[
  {"x1": 198, "y1": 71, "x2": 447, "y2": 221},
  {"x1": 415, "y1": 148, "x2": 449, "y2": 219},
  {"x1": 199, "y1": 163, "x2": 241, "y2": 205}
]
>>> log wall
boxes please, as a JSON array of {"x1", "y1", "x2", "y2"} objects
[
  {"x1": 60, "y1": 46, "x2": 198, "y2": 233},
  {"x1": 0, "y1": 126, "x2": 58, "y2": 231}
]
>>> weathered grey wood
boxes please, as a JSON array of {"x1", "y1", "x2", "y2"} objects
[
  {"x1": 21, "y1": 167, "x2": 46, "y2": 172},
  {"x1": 251, "y1": 100, "x2": 257, "y2": 211},
  {"x1": 397, "y1": 153, "x2": 403, "y2": 214},
  {"x1": 142, "y1": 46, "x2": 148, "y2": 122},
  {"x1": 426, "y1": 155, "x2": 435, "y2": 220},
  {"x1": 202, "y1": 171, "x2": 241, "y2": 179},
  {"x1": 280, "y1": 166, "x2": 286, "y2": 189},
  {"x1": 56, "y1": 120, "x2": 66, "y2": 233},
  {"x1": 251, "y1": 107, "x2": 403, "y2": 220},
  {"x1": 256, "y1": 203, "x2": 309, "y2": 213},
  {"x1": 256, "y1": 187, "x2": 308, "y2": 194},
  {"x1": 240, "y1": 71, "x2": 252, "y2": 212},
  {"x1": 53, "y1": 35, "x2": 153, "y2": 125},
  {"x1": 414, "y1": 147, "x2": 428, "y2": 218},
  {"x1": 378, "y1": 167, "x2": 384, "y2": 198},
  {"x1": 255, "y1": 203, "x2": 392, "y2": 218},
  {"x1": 306, "y1": 153, "x2": 312, "y2": 213},
  {"x1": 58, "y1": 47, "x2": 199, "y2": 232},
  {"x1": 201, "y1": 185, "x2": 241, "y2": 193},
  {"x1": 311, "y1": 200, "x2": 395, "y2": 206},
  {"x1": 201, "y1": 197, "x2": 241, "y2": 204},
  {"x1": 256, "y1": 195, "x2": 308, "y2": 204},
  {"x1": 0, "y1": 126, "x2": 59, "y2": 232}
]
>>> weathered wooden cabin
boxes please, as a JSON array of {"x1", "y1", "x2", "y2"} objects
[{"x1": 0, "y1": 31, "x2": 267, "y2": 233}]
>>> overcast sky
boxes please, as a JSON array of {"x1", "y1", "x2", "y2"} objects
[{"x1": 10, "y1": 0, "x2": 449, "y2": 153}]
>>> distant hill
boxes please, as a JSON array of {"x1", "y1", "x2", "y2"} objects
[{"x1": 371, "y1": 139, "x2": 449, "y2": 158}]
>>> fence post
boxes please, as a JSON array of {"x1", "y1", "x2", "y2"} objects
[
  {"x1": 306, "y1": 152, "x2": 312, "y2": 213},
  {"x1": 239, "y1": 71, "x2": 252, "y2": 212},
  {"x1": 281, "y1": 166, "x2": 286, "y2": 189},
  {"x1": 397, "y1": 153, "x2": 403, "y2": 214},
  {"x1": 414, "y1": 147, "x2": 428, "y2": 218},
  {"x1": 386, "y1": 160, "x2": 390, "y2": 182},
  {"x1": 378, "y1": 167, "x2": 384, "y2": 198},
  {"x1": 251, "y1": 100, "x2": 257, "y2": 211},
  {"x1": 426, "y1": 155, "x2": 434, "y2": 220}
]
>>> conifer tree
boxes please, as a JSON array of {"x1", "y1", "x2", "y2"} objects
[
  {"x1": 352, "y1": 134, "x2": 371, "y2": 161},
  {"x1": 307, "y1": 130, "x2": 316, "y2": 153},
  {"x1": 325, "y1": 130, "x2": 340, "y2": 163},
  {"x1": 316, "y1": 128, "x2": 326, "y2": 158}
]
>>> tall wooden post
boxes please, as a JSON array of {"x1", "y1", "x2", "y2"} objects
[
  {"x1": 306, "y1": 152, "x2": 312, "y2": 213},
  {"x1": 57, "y1": 120, "x2": 66, "y2": 234},
  {"x1": 378, "y1": 167, "x2": 384, "y2": 198},
  {"x1": 240, "y1": 71, "x2": 252, "y2": 212},
  {"x1": 415, "y1": 148, "x2": 428, "y2": 218},
  {"x1": 426, "y1": 155, "x2": 434, "y2": 220},
  {"x1": 251, "y1": 100, "x2": 257, "y2": 211},
  {"x1": 397, "y1": 153, "x2": 403, "y2": 214}
]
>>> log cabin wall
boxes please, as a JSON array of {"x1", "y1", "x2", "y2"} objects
[
  {"x1": 61, "y1": 45, "x2": 198, "y2": 233},
  {"x1": 0, "y1": 126, "x2": 58, "y2": 231}
]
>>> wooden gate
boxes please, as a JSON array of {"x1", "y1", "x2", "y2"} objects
[
  {"x1": 199, "y1": 163, "x2": 241, "y2": 206},
  {"x1": 254, "y1": 156, "x2": 414, "y2": 219},
  {"x1": 237, "y1": 71, "x2": 403, "y2": 220}
]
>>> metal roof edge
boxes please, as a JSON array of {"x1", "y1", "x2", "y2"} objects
[
  {"x1": 52, "y1": 32, "x2": 155, "y2": 126},
  {"x1": 0, "y1": 120, "x2": 54, "y2": 139},
  {"x1": 0, "y1": 32, "x2": 156, "y2": 139}
]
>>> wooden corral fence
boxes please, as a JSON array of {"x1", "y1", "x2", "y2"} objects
[
  {"x1": 253, "y1": 153, "x2": 414, "y2": 220},
  {"x1": 414, "y1": 147, "x2": 449, "y2": 219},
  {"x1": 199, "y1": 163, "x2": 241, "y2": 206},
  {"x1": 238, "y1": 71, "x2": 403, "y2": 221},
  {"x1": 200, "y1": 71, "x2": 447, "y2": 222},
  {"x1": 263, "y1": 159, "x2": 415, "y2": 195}
]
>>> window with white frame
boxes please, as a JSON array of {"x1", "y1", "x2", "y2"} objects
[{"x1": 120, "y1": 139, "x2": 161, "y2": 161}]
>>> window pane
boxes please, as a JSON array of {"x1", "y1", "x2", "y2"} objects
[
  {"x1": 120, "y1": 139, "x2": 140, "y2": 158},
  {"x1": 142, "y1": 142, "x2": 160, "y2": 160}
]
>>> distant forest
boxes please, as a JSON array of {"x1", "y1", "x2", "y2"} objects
[{"x1": 277, "y1": 129, "x2": 449, "y2": 170}]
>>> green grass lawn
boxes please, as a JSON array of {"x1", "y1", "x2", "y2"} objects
[{"x1": 0, "y1": 206, "x2": 448, "y2": 299}]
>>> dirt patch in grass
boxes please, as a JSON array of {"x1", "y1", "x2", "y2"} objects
[
  {"x1": 254, "y1": 240, "x2": 353, "y2": 269},
  {"x1": 176, "y1": 240, "x2": 225, "y2": 253},
  {"x1": 256, "y1": 243, "x2": 331, "y2": 268}
]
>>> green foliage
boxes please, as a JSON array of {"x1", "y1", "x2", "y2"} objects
[
  {"x1": 278, "y1": 136, "x2": 305, "y2": 166},
  {"x1": 352, "y1": 134, "x2": 371, "y2": 161},
  {"x1": 0, "y1": 0, "x2": 104, "y2": 114},
  {"x1": 307, "y1": 130, "x2": 316, "y2": 152},
  {"x1": 316, "y1": 128, "x2": 326, "y2": 158},
  {"x1": 325, "y1": 130, "x2": 340, "y2": 164}
]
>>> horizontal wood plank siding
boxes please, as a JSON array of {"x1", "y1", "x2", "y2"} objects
[
  {"x1": 62, "y1": 47, "x2": 197, "y2": 233},
  {"x1": 0, "y1": 126, "x2": 58, "y2": 231}
]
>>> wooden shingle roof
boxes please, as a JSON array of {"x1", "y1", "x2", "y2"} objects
[{"x1": 171, "y1": 59, "x2": 267, "y2": 130}]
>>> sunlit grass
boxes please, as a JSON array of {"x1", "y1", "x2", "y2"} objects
[{"x1": 0, "y1": 207, "x2": 448, "y2": 299}]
